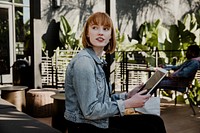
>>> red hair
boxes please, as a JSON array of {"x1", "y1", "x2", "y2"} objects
[{"x1": 82, "y1": 12, "x2": 116, "y2": 54}]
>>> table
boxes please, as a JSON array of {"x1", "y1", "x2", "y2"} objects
[
  {"x1": 26, "y1": 88, "x2": 57, "y2": 117},
  {"x1": 0, "y1": 85, "x2": 28, "y2": 112},
  {"x1": 126, "y1": 68, "x2": 155, "y2": 92},
  {"x1": 51, "y1": 92, "x2": 67, "y2": 133}
]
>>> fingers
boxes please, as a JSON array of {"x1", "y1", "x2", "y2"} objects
[
  {"x1": 136, "y1": 84, "x2": 146, "y2": 93},
  {"x1": 139, "y1": 83, "x2": 144, "y2": 87},
  {"x1": 140, "y1": 93, "x2": 151, "y2": 104},
  {"x1": 144, "y1": 95, "x2": 151, "y2": 101},
  {"x1": 138, "y1": 89, "x2": 147, "y2": 95},
  {"x1": 138, "y1": 90, "x2": 151, "y2": 100}
]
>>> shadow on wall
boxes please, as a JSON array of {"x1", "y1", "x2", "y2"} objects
[
  {"x1": 116, "y1": 0, "x2": 200, "y2": 38},
  {"x1": 42, "y1": 19, "x2": 62, "y2": 57}
]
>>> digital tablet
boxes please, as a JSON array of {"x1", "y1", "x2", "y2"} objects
[{"x1": 138, "y1": 67, "x2": 168, "y2": 95}]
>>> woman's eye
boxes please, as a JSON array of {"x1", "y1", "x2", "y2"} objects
[
  {"x1": 92, "y1": 26, "x2": 98, "y2": 29},
  {"x1": 104, "y1": 27, "x2": 110, "y2": 31}
]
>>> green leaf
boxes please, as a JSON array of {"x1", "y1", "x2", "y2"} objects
[
  {"x1": 60, "y1": 16, "x2": 71, "y2": 36},
  {"x1": 178, "y1": 21, "x2": 185, "y2": 33}
]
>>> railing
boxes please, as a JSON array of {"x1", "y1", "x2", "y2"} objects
[
  {"x1": 41, "y1": 50, "x2": 78, "y2": 89},
  {"x1": 41, "y1": 49, "x2": 188, "y2": 91},
  {"x1": 41, "y1": 55, "x2": 55, "y2": 87}
]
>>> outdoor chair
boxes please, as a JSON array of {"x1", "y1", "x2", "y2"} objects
[{"x1": 159, "y1": 76, "x2": 197, "y2": 115}]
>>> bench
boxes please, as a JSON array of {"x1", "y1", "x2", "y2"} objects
[{"x1": 0, "y1": 98, "x2": 61, "y2": 133}]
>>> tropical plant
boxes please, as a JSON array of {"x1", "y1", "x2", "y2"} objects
[
  {"x1": 165, "y1": 12, "x2": 200, "y2": 63},
  {"x1": 134, "y1": 12, "x2": 200, "y2": 67},
  {"x1": 163, "y1": 13, "x2": 200, "y2": 106},
  {"x1": 120, "y1": 12, "x2": 200, "y2": 105},
  {"x1": 59, "y1": 15, "x2": 81, "y2": 51},
  {"x1": 115, "y1": 29, "x2": 138, "y2": 62},
  {"x1": 189, "y1": 79, "x2": 200, "y2": 106},
  {"x1": 183, "y1": 13, "x2": 200, "y2": 45},
  {"x1": 136, "y1": 19, "x2": 169, "y2": 66}
]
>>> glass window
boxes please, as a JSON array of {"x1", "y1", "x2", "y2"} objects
[
  {"x1": 15, "y1": 5, "x2": 30, "y2": 58},
  {"x1": 15, "y1": 0, "x2": 29, "y2": 5},
  {"x1": 0, "y1": 0, "x2": 12, "y2": 2},
  {"x1": 0, "y1": 8, "x2": 10, "y2": 74}
]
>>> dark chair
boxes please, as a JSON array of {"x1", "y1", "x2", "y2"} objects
[
  {"x1": 174, "y1": 82, "x2": 196, "y2": 115},
  {"x1": 160, "y1": 75, "x2": 197, "y2": 115}
]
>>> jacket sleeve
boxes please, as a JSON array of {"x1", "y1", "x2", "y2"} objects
[
  {"x1": 111, "y1": 92, "x2": 127, "y2": 100},
  {"x1": 173, "y1": 60, "x2": 199, "y2": 78}
]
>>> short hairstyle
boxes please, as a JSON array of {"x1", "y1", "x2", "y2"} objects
[
  {"x1": 186, "y1": 45, "x2": 200, "y2": 59},
  {"x1": 82, "y1": 12, "x2": 116, "y2": 54}
]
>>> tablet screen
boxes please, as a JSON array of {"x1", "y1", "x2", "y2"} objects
[{"x1": 138, "y1": 68, "x2": 168, "y2": 95}]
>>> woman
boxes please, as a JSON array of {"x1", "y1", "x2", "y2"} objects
[{"x1": 64, "y1": 12, "x2": 166, "y2": 133}]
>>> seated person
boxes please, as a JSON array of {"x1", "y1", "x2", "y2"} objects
[{"x1": 157, "y1": 44, "x2": 200, "y2": 92}]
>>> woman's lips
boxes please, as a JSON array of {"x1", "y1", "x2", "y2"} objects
[{"x1": 96, "y1": 37, "x2": 104, "y2": 42}]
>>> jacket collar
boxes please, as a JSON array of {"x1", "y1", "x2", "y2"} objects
[{"x1": 85, "y1": 47, "x2": 107, "y2": 66}]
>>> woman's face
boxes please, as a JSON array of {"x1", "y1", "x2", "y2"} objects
[{"x1": 87, "y1": 24, "x2": 111, "y2": 49}]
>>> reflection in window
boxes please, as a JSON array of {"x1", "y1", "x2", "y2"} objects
[
  {"x1": 15, "y1": 5, "x2": 30, "y2": 59},
  {"x1": 15, "y1": 0, "x2": 29, "y2": 5},
  {"x1": 0, "y1": 0, "x2": 29, "y2": 4},
  {"x1": 0, "y1": 0, "x2": 12, "y2": 2},
  {"x1": 0, "y1": 8, "x2": 10, "y2": 74}
]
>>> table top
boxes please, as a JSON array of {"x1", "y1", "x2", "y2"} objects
[
  {"x1": 51, "y1": 92, "x2": 65, "y2": 100},
  {"x1": 0, "y1": 86, "x2": 28, "y2": 91},
  {"x1": 127, "y1": 67, "x2": 156, "y2": 72}
]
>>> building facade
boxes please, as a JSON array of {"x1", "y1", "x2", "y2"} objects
[{"x1": 0, "y1": 0, "x2": 199, "y2": 88}]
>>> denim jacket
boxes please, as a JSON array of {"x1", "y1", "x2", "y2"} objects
[
  {"x1": 165, "y1": 59, "x2": 200, "y2": 80},
  {"x1": 64, "y1": 48, "x2": 126, "y2": 129}
]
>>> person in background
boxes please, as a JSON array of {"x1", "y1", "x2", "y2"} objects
[
  {"x1": 157, "y1": 44, "x2": 200, "y2": 92},
  {"x1": 64, "y1": 12, "x2": 166, "y2": 133}
]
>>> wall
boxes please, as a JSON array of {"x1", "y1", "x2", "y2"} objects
[
  {"x1": 41, "y1": 0, "x2": 105, "y2": 39},
  {"x1": 40, "y1": 0, "x2": 199, "y2": 41},
  {"x1": 116, "y1": 0, "x2": 200, "y2": 38}
]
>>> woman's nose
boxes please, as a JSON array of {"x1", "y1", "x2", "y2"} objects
[{"x1": 98, "y1": 29, "x2": 103, "y2": 36}]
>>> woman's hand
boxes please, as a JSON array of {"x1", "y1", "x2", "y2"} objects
[
  {"x1": 127, "y1": 84, "x2": 144, "y2": 99},
  {"x1": 192, "y1": 57, "x2": 200, "y2": 61},
  {"x1": 124, "y1": 90, "x2": 151, "y2": 108}
]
